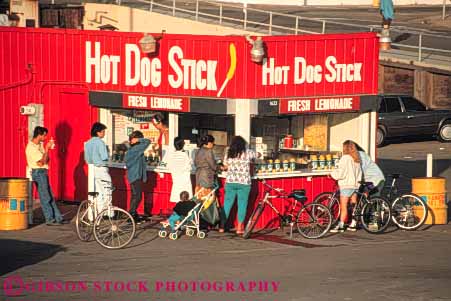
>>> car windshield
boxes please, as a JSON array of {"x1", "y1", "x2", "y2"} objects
[{"x1": 401, "y1": 96, "x2": 427, "y2": 112}]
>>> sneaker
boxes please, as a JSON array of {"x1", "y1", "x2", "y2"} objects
[
  {"x1": 46, "y1": 220, "x2": 60, "y2": 226},
  {"x1": 348, "y1": 220, "x2": 358, "y2": 232},
  {"x1": 330, "y1": 224, "x2": 345, "y2": 233},
  {"x1": 132, "y1": 215, "x2": 145, "y2": 225},
  {"x1": 347, "y1": 225, "x2": 357, "y2": 232}
]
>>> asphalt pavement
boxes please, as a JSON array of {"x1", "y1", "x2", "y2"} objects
[
  {"x1": 1, "y1": 216, "x2": 451, "y2": 301},
  {"x1": 2, "y1": 137, "x2": 451, "y2": 301},
  {"x1": 378, "y1": 138, "x2": 451, "y2": 193}
]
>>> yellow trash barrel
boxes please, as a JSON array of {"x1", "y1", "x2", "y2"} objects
[
  {"x1": 0, "y1": 178, "x2": 29, "y2": 230},
  {"x1": 412, "y1": 177, "x2": 448, "y2": 225},
  {"x1": 372, "y1": 0, "x2": 380, "y2": 8}
]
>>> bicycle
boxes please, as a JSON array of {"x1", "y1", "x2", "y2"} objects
[
  {"x1": 312, "y1": 191, "x2": 341, "y2": 226},
  {"x1": 383, "y1": 173, "x2": 428, "y2": 230},
  {"x1": 75, "y1": 182, "x2": 136, "y2": 249},
  {"x1": 243, "y1": 179, "x2": 332, "y2": 239},
  {"x1": 313, "y1": 182, "x2": 392, "y2": 234}
]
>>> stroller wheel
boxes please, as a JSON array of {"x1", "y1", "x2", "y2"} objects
[
  {"x1": 158, "y1": 230, "x2": 167, "y2": 238},
  {"x1": 186, "y1": 228, "x2": 195, "y2": 237},
  {"x1": 169, "y1": 232, "x2": 178, "y2": 240},
  {"x1": 197, "y1": 231, "x2": 206, "y2": 239}
]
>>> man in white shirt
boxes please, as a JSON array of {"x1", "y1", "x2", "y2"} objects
[{"x1": 26, "y1": 126, "x2": 64, "y2": 225}]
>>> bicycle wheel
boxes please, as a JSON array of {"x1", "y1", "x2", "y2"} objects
[
  {"x1": 360, "y1": 197, "x2": 391, "y2": 234},
  {"x1": 313, "y1": 192, "x2": 340, "y2": 226},
  {"x1": 243, "y1": 203, "x2": 265, "y2": 239},
  {"x1": 391, "y1": 193, "x2": 428, "y2": 230},
  {"x1": 93, "y1": 207, "x2": 136, "y2": 249},
  {"x1": 75, "y1": 200, "x2": 94, "y2": 242},
  {"x1": 296, "y1": 203, "x2": 332, "y2": 239}
]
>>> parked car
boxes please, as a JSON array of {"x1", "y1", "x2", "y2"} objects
[{"x1": 377, "y1": 94, "x2": 451, "y2": 147}]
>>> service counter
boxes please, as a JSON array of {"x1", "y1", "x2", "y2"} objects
[
  {"x1": 98, "y1": 90, "x2": 378, "y2": 231},
  {"x1": 107, "y1": 162, "x2": 336, "y2": 230}
]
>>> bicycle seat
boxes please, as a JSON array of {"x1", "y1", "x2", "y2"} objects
[
  {"x1": 390, "y1": 173, "x2": 400, "y2": 179},
  {"x1": 358, "y1": 181, "x2": 374, "y2": 187},
  {"x1": 87, "y1": 192, "x2": 99, "y2": 197},
  {"x1": 289, "y1": 190, "x2": 307, "y2": 202}
]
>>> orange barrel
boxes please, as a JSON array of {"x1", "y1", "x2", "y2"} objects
[
  {"x1": 0, "y1": 178, "x2": 29, "y2": 230},
  {"x1": 411, "y1": 177, "x2": 447, "y2": 225}
]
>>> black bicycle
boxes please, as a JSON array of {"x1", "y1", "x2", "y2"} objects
[
  {"x1": 313, "y1": 181, "x2": 392, "y2": 234},
  {"x1": 243, "y1": 179, "x2": 332, "y2": 239},
  {"x1": 384, "y1": 174, "x2": 428, "y2": 230}
]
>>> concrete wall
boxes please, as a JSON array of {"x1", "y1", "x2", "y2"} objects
[
  {"x1": 9, "y1": 0, "x2": 39, "y2": 27},
  {"x1": 434, "y1": 73, "x2": 451, "y2": 108},
  {"x1": 379, "y1": 64, "x2": 451, "y2": 109},
  {"x1": 219, "y1": 0, "x2": 447, "y2": 6},
  {"x1": 415, "y1": 70, "x2": 451, "y2": 109},
  {"x1": 83, "y1": 3, "x2": 259, "y2": 35},
  {"x1": 379, "y1": 65, "x2": 415, "y2": 95}
]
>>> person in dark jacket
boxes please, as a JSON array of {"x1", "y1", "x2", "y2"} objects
[
  {"x1": 125, "y1": 131, "x2": 151, "y2": 223},
  {"x1": 194, "y1": 135, "x2": 217, "y2": 195},
  {"x1": 167, "y1": 191, "x2": 197, "y2": 232}
]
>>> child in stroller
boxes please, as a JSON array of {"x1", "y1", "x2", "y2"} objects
[{"x1": 159, "y1": 190, "x2": 209, "y2": 240}]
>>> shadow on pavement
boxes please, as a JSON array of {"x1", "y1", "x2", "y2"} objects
[
  {"x1": 0, "y1": 239, "x2": 65, "y2": 276},
  {"x1": 32, "y1": 201, "x2": 79, "y2": 226}
]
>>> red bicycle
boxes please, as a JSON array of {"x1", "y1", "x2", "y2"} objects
[{"x1": 243, "y1": 180, "x2": 332, "y2": 239}]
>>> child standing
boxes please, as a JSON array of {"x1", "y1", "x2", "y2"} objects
[
  {"x1": 330, "y1": 140, "x2": 362, "y2": 233},
  {"x1": 167, "y1": 191, "x2": 197, "y2": 232}
]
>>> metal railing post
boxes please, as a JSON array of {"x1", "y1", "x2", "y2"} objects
[
  {"x1": 295, "y1": 16, "x2": 299, "y2": 35},
  {"x1": 195, "y1": 0, "x2": 199, "y2": 21},
  {"x1": 418, "y1": 34, "x2": 423, "y2": 62},
  {"x1": 269, "y1": 12, "x2": 273, "y2": 35},
  {"x1": 322, "y1": 20, "x2": 326, "y2": 34},
  {"x1": 150, "y1": 0, "x2": 153, "y2": 13},
  {"x1": 219, "y1": 4, "x2": 223, "y2": 25},
  {"x1": 443, "y1": 0, "x2": 447, "y2": 20},
  {"x1": 244, "y1": 4, "x2": 247, "y2": 30},
  {"x1": 173, "y1": 0, "x2": 176, "y2": 17},
  {"x1": 369, "y1": 26, "x2": 373, "y2": 32}
]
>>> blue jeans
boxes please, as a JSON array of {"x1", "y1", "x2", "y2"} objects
[
  {"x1": 31, "y1": 169, "x2": 63, "y2": 223},
  {"x1": 222, "y1": 183, "x2": 251, "y2": 224},
  {"x1": 168, "y1": 212, "x2": 181, "y2": 231}
]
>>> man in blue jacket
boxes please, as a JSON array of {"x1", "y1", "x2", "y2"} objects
[
  {"x1": 85, "y1": 122, "x2": 112, "y2": 217},
  {"x1": 125, "y1": 131, "x2": 151, "y2": 224}
]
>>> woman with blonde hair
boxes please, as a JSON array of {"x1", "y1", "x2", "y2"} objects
[{"x1": 329, "y1": 140, "x2": 362, "y2": 233}]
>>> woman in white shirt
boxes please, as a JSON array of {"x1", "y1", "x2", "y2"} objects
[
  {"x1": 163, "y1": 137, "x2": 193, "y2": 203},
  {"x1": 330, "y1": 140, "x2": 362, "y2": 233}
]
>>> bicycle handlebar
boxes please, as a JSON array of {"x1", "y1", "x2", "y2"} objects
[{"x1": 259, "y1": 179, "x2": 288, "y2": 196}]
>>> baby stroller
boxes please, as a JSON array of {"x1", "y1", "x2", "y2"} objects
[{"x1": 158, "y1": 186, "x2": 219, "y2": 240}]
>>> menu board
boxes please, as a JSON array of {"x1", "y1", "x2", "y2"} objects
[
  {"x1": 303, "y1": 115, "x2": 328, "y2": 151},
  {"x1": 112, "y1": 111, "x2": 160, "y2": 150}
]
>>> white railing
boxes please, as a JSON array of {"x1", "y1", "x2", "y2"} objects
[{"x1": 89, "y1": 0, "x2": 451, "y2": 63}]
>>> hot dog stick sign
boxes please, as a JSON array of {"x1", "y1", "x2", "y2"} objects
[{"x1": 84, "y1": 36, "x2": 371, "y2": 99}]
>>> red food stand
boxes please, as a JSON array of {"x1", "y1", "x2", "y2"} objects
[{"x1": 0, "y1": 27, "x2": 379, "y2": 229}]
